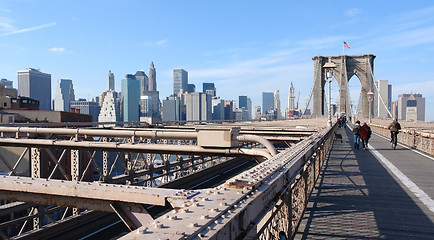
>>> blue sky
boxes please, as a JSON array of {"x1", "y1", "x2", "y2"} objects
[{"x1": 1, "y1": 1, "x2": 434, "y2": 121}]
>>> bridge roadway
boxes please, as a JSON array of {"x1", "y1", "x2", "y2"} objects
[{"x1": 295, "y1": 124, "x2": 434, "y2": 239}]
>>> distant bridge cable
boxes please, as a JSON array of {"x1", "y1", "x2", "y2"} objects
[
  {"x1": 367, "y1": 54, "x2": 393, "y2": 118},
  {"x1": 303, "y1": 56, "x2": 320, "y2": 116}
]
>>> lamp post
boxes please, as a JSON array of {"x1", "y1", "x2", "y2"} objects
[
  {"x1": 367, "y1": 91, "x2": 374, "y2": 124},
  {"x1": 323, "y1": 57, "x2": 337, "y2": 127}
]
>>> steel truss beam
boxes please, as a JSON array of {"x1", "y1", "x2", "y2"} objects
[
  {"x1": 117, "y1": 126, "x2": 333, "y2": 239},
  {"x1": 0, "y1": 176, "x2": 199, "y2": 210}
]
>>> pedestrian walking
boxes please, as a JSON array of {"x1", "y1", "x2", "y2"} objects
[
  {"x1": 360, "y1": 122, "x2": 372, "y2": 150},
  {"x1": 353, "y1": 120, "x2": 361, "y2": 149}
]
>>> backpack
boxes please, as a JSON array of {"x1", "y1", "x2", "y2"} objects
[
  {"x1": 394, "y1": 122, "x2": 401, "y2": 130},
  {"x1": 353, "y1": 126, "x2": 360, "y2": 135}
]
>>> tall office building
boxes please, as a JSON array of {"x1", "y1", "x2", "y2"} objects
[
  {"x1": 1, "y1": 79, "x2": 13, "y2": 89},
  {"x1": 18, "y1": 68, "x2": 51, "y2": 110},
  {"x1": 239, "y1": 96, "x2": 252, "y2": 120},
  {"x1": 148, "y1": 62, "x2": 157, "y2": 92},
  {"x1": 135, "y1": 71, "x2": 148, "y2": 96},
  {"x1": 98, "y1": 90, "x2": 121, "y2": 123},
  {"x1": 185, "y1": 92, "x2": 211, "y2": 121},
  {"x1": 70, "y1": 99, "x2": 100, "y2": 122},
  {"x1": 212, "y1": 97, "x2": 224, "y2": 120},
  {"x1": 203, "y1": 83, "x2": 216, "y2": 97},
  {"x1": 376, "y1": 80, "x2": 392, "y2": 118},
  {"x1": 187, "y1": 84, "x2": 195, "y2": 93},
  {"x1": 121, "y1": 74, "x2": 140, "y2": 122},
  {"x1": 173, "y1": 69, "x2": 188, "y2": 95},
  {"x1": 288, "y1": 82, "x2": 295, "y2": 111},
  {"x1": 262, "y1": 92, "x2": 274, "y2": 115},
  {"x1": 254, "y1": 106, "x2": 261, "y2": 120},
  {"x1": 239, "y1": 96, "x2": 247, "y2": 109},
  {"x1": 162, "y1": 96, "x2": 183, "y2": 121},
  {"x1": 54, "y1": 79, "x2": 75, "y2": 112},
  {"x1": 398, "y1": 93, "x2": 425, "y2": 121},
  {"x1": 108, "y1": 70, "x2": 115, "y2": 91},
  {"x1": 274, "y1": 90, "x2": 282, "y2": 120}
]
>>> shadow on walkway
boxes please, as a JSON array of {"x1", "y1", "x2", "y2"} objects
[{"x1": 295, "y1": 125, "x2": 434, "y2": 239}]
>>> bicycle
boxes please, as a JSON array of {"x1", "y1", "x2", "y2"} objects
[{"x1": 391, "y1": 131, "x2": 398, "y2": 149}]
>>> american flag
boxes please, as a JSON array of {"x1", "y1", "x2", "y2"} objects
[{"x1": 343, "y1": 41, "x2": 351, "y2": 48}]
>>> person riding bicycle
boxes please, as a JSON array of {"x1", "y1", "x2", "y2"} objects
[{"x1": 388, "y1": 119, "x2": 401, "y2": 144}]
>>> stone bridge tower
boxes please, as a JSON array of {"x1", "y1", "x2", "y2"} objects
[{"x1": 312, "y1": 54, "x2": 375, "y2": 119}]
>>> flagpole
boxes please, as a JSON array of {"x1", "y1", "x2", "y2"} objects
[{"x1": 342, "y1": 41, "x2": 345, "y2": 56}]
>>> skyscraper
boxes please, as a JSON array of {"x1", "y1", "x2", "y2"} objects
[
  {"x1": 262, "y1": 92, "x2": 274, "y2": 115},
  {"x1": 54, "y1": 79, "x2": 75, "y2": 112},
  {"x1": 18, "y1": 68, "x2": 51, "y2": 110},
  {"x1": 135, "y1": 70, "x2": 148, "y2": 96},
  {"x1": 376, "y1": 80, "x2": 392, "y2": 118},
  {"x1": 185, "y1": 92, "x2": 211, "y2": 121},
  {"x1": 187, "y1": 84, "x2": 195, "y2": 93},
  {"x1": 98, "y1": 90, "x2": 121, "y2": 123},
  {"x1": 173, "y1": 69, "x2": 188, "y2": 95},
  {"x1": 398, "y1": 93, "x2": 425, "y2": 121},
  {"x1": 148, "y1": 62, "x2": 157, "y2": 92},
  {"x1": 162, "y1": 96, "x2": 182, "y2": 121},
  {"x1": 288, "y1": 82, "x2": 295, "y2": 111},
  {"x1": 239, "y1": 96, "x2": 252, "y2": 120},
  {"x1": 274, "y1": 90, "x2": 282, "y2": 119},
  {"x1": 108, "y1": 70, "x2": 115, "y2": 91},
  {"x1": 121, "y1": 74, "x2": 140, "y2": 122},
  {"x1": 203, "y1": 82, "x2": 216, "y2": 97}
]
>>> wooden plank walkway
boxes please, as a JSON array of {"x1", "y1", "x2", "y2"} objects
[{"x1": 295, "y1": 125, "x2": 434, "y2": 239}]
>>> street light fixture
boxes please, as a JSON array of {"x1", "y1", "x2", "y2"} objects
[
  {"x1": 367, "y1": 91, "x2": 374, "y2": 123},
  {"x1": 323, "y1": 57, "x2": 336, "y2": 127}
]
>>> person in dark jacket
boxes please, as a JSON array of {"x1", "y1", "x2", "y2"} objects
[
  {"x1": 360, "y1": 122, "x2": 371, "y2": 150},
  {"x1": 388, "y1": 119, "x2": 401, "y2": 143}
]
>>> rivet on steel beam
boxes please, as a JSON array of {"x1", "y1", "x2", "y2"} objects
[
  {"x1": 154, "y1": 223, "x2": 163, "y2": 228},
  {"x1": 189, "y1": 222, "x2": 198, "y2": 227},
  {"x1": 136, "y1": 227, "x2": 147, "y2": 234}
]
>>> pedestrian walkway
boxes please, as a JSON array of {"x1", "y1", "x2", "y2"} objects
[{"x1": 295, "y1": 125, "x2": 434, "y2": 239}]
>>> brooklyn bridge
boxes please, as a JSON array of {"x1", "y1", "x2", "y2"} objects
[{"x1": 1, "y1": 55, "x2": 433, "y2": 240}]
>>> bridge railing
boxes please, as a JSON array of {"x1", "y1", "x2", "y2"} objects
[
  {"x1": 249, "y1": 124, "x2": 335, "y2": 240},
  {"x1": 370, "y1": 124, "x2": 434, "y2": 156}
]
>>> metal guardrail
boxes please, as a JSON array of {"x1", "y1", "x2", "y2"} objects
[
  {"x1": 370, "y1": 123, "x2": 434, "y2": 156},
  {"x1": 249, "y1": 124, "x2": 334, "y2": 240}
]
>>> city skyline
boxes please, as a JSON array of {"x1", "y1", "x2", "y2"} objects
[{"x1": 1, "y1": 1, "x2": 434, "y2": 120}]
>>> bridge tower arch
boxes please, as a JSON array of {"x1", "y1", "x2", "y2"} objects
[{"x1": 312, "y1": 54, "x2": 375, "y2": 119}]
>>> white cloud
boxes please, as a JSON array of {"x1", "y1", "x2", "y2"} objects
[
  {"x1": 1, "y1": 22, "x2": 56, "y2": 36},
  {"x1": 0, "y1": 16, "x2": 15, "y2": 32},
  {"x1": 345, "y1": 8, "x2": 362, "y2": 17},
  {"x1": 142, "y1": 39, "x2": 169, "y2": 47},
  {"x1": 156, "y1": 39, "x2": 169, "y2": 46},
  {"x1": 49, "y1": 47, "x2": 66, "y2": 53}
]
